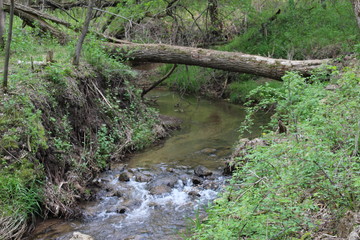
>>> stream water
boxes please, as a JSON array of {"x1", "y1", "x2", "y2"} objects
[{"x1": 29, "y1": 89, "x2": 268, "y2": 240}]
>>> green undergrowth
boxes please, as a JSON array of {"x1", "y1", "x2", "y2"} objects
[
  {"x1": 221, "y1": 1, "x2": 358, "y2": 59},
  {"x1": 190, "y1": 66, "x2": 360, "y2": 239},
  {"x1": 228, "y1": 79, "x2": 282, "y2": 103},
  {"x1": 161, "y1": 0, "x2": 359, "y2": 98},
  {"x1": 162, "y1": 64, "x2": 212, "y2": 94},
  {"x1": 0, "y1": 19, "x2": 159, "y2": 239}
]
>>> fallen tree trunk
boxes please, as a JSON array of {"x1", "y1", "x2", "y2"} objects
[
  {"x1": 31, "y1": 0, "x2": 120, "y2": 10},
  {"x1": 105, "y1": 42, "x2": 329, "y2": 80},
  {"x1": 3, "y1": 1, "x2": 71, "y2": 27},
  {"x1": 11, "y1": 10, "x2": 68, "y2": 44},
  {"x1": 3, "y1": 2, "x2": 69, "y2": 44}
]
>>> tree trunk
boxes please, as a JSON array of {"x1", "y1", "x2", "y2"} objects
[
  {"x1": 2, "y1": 1, "x2": 70, "y2": 44},
  {"x1": 105, "y1": 42, "x2": 328, "y2": 80},
  {"x1": 2, "y1": 0, "x2": 14, "y2": 93},
  {"x1": 31, "y1": 1, "x2": 119, "y2": 10},
  {"x1": 3, "y1": 1, "x2": 71, "y2": 27},
  {"x1": 13, "y1": 10, "x2": 68, "y2": 44},
  {"x1": 73, "y1": 0, "x2": 95, "y2": 66},
  {"x1": 0, "y1": 0, "x2": 5, "y2": 49},
  {"x1": 352, "y1": 0, "x2": 360, "y2": 30},
  {"x1": 208, "y1": 0, "x2": 222, "y2": 38}
]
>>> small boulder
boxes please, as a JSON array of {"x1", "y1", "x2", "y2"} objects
[
  {"x1": 149, "y1": 185, "x2": 172, "y2": 195},
  {"x1": 116, "y1": 207, "x2": 129, "y2": 214},
  {"x1": 134, "y1": 173, "x2": 153, "y2": 183},
  {"x1": 109, "y1": 190, "x2": 122, "y2": 198},
  {"x1": 188, "y1": 191, "x2": 201, "y2": 197},
  {"x1": 203, "y1": 181, "x2": 219, "y2": 190},
  {"x1": 194, "y1": 166, "x2": 213, "y2": 177},
  {"x1": 118, "y1": 172, "x2": 132, "y2": 182},
  {"x1": 147, "y1": 175, "x2": 178, "y2": 189},
  {"x1": 192, "y1": 176, "x2": 203, "y2": 185}
]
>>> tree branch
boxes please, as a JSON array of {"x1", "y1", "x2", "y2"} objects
[{"x1": 141, "y1": 64, "x2": 177, "y2": 97}]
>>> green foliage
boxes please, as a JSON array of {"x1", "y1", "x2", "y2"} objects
[
  {"x1": 163, "y1": 0, "x2": 358, "y2": 95},
  {"x1": 228, "y1": 80, "x2": 259, "y2": 103},
  {"x1": 44, "y1": 63, "x2": 72, "y2": 86},
  {"x1": 220, "y1": 1, "x2": 359, "y2": 59},
  {"x1": 192, "y1": 67, "x2": 360, "y2": 239},
  {"x1": 161, "y1": 64, "x2": 211, "y2": 93},
  {"x1": 94, "y1": 124, "x2": 115, "y2": 168},
  {"x1": 101, "y1": 84, "x2": 159, "y2": 152},
  {"x1": 227, "y1": 80, "x2": 282, "y2": 103},
  {"x1": 83, "y1": 34, "x2": 135, "y2": 81},
  {"x1": 0, "y1": 94, "x2": 48, "y2": 153}
]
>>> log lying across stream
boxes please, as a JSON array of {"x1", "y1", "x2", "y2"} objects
[
  {"x1": 1, "y1": 2, "x2": 330, "y2": 79},
  {"x1": 105, "y1": 42, "x2": 329, "y2": 80}
]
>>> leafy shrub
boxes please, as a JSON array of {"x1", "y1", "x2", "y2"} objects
[
  {"x1": 192, "y1": 67, "x2": 360, "y2": 239},
  {"x1": 228, "y1": 81, "x2": 259, "y2": 103}
]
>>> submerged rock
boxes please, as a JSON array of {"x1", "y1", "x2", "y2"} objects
[
  {"x1": 194, "y1": 166, "x2": 213, "y2": 177},
  {"x1": 149, "y1": 185, "x2": 172, "y2": 195},
  {"x1": 134, "y1": 172, "x2": 153, "y2": 183},
  {"x1": 199, "y1": 148, "x2": 217, "y2": 154},
  {"x1": 69, "y1": 232, "x2": 94, "y2": 240}
]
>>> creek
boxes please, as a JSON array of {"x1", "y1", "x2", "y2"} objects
[{"x1": 30, "y1": 89, "x2": 268, "y2": 240}]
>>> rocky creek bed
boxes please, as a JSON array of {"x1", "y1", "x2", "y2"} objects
[{"x1": 29, "y1": 89, "x2": 268, "y2": 240}]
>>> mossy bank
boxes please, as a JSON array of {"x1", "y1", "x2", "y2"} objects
[{"x1": 0, "y1": 28, "x2": 165, "y2": 239}]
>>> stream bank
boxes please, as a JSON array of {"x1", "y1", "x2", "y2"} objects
[
  {"x1": 0, "y1": 58, "x2": 165, "y2": 239},
  {"x1": 28, "y1": 89, "x2": 269, "y2": 240}
]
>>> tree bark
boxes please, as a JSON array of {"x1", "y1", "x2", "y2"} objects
[
  {"x1": 3, "y1": 0, "x2": 14, "y2": 93},
  {"x1": 2, "y1": 1, "x2": 70, "y2": 43},
  {"x1": 73, "y1": 0, "x2": 95, "y2": 66},
  {"x1": 31, "y1": 0, "x2": 119, "y2": 10},
  {"x1": 12, "y1": 10, "x2": 68, "y2": 44},
  {"x1": 0, "y1": 0, "x2": 5, "y2": 49},
  {"x1": 105, "y1": 42, "x2": 328, "y2": 80},
  {"x1": 3, "y1": 1, "x2": 71, "y2": 27},
  {"x1": 352, "y1": 0, "x2": 360, "y2": 30}
]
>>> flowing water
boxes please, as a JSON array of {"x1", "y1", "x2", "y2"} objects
[{"x1": 30, "y1": 89, "x2": 268, "y2": 240}]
